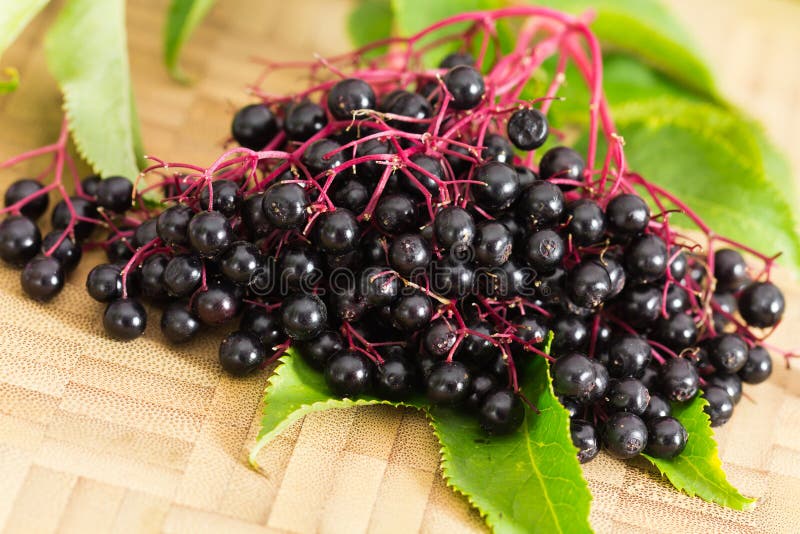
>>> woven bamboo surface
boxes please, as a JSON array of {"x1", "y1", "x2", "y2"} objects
[{"x1": 0, "y1": 0, "x2": 799, "y2": 532}]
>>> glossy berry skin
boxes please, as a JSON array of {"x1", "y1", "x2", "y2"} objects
[
  {"x1": 219, "y1": 331, "x2": 265, "y2": 376},
  {"x1": 280, "y1": 293, "x2": 327, "y2": 341},
  {"x1": 507, "y1": 108, "x2": 549, "y2": 150},
  {"x1": 433, "y1": 207, "x2": 475, "y2": 250},
  {"x1": 199, "y1": 180, "x2": 242, "y2": 217},
  {"x1": 479, "y1": 133, "x2": 514, "y2": 164},
  {"x1": 331, "y1": 179, "x2": 368, "y2": 213},
  {"x1": 460, "y1": 321, "x2": 501, "y2": 368},
  {"x1": 618, "y1": 284, "x2": 662, "y2": 328},
  {"x1": 314, "y1": 209, "x2": 360, "y2": 255},
  {"x1": 163, "y1": 254, "x2": 202, "y2": 297},
  {"x1": 703, "y1": 386, "x2": 734, "y2": 427},
  {"x1": 669, "y1": 247, "x2": 687, "y2": 281},
  {"x1": 707, "y1": 373, "x2": 742, "y2": 404},
  {"x1": 231, "y1": 104, "x2": 278, "y2": 150},
  {"x1": 707, "y1": 334, "x2": 749, "y2": 373},
  {"x1": 96, "y1": 176, "x2": 133, "y2": 213},
  {"x1": 21, "y1": 255, "x2": 64, "y2": 301},
  {"x1": 568, "y1": 261, "x2": 612, "y2": 308},
  {"x1": 443, "y1": 65, "x2": 485, "y2": 110},
  {"x1": 567, "y1": 199, "x2": 606, "y2": 245},
  {"x1": 391, "y1": 292, "x2": 432, "y2": 332},
  {"x1": 605, "y1": 378, "x2": 650, "y2": 416},
  {"x1": 606, "y1": 194, "x2": 650, "y2": 235},
  {"x1": 472, "y1": 162, "x2": 520, "y2": 212},
  {"x1": 80, "y1": 175, "x2": 102, "y2": 197},
  {"x1": 193, "y1": 283, "x2": 242, "y2": 325},
  {"x1": 474, "y1": 221, "x2": 513, "y2": 267},
  {"x1": 218, "y1": 241, "x2": 262, "y2": 286},
  {"x1": 479, "y1": 389, "x2": 524, "y2": 435},
  {"x1": 625, "y1": 234, "x2": 668, "y2": 283},
  {"x1": 712, "y1": 292, "x2": 737, "y2": 332},
  {"x1": 356, "y1": 267, "x2": 397, "y2": 309},
  {"x1": 403, "y1": 154, "x2": 444, "y2": 200},
  {"x1": 654, "y1": 313, "x2": 698, "y2": 352},
  {"x1": 583, "y1": 360, "x2": 610, "y2": 404},
  {"x1": 41, "y1": 231, "x2": 82, "y2": 272},
  {"x1": 551, "y1": 353, "x2": 596, "y2": 398},
  {"x1": 389, "y1": 234, "x2": 431, "y2": 275},
  {"x1": 327, "y1": 78, "x2": 376, "y2": 120},
  {"x1": 374, "y1": 357, "x2": 416, "y2": 400},
  {"x1": 86, "y1": 264, "x2": 123, "y2": 302},
  {"x1": 157, "y1": 205, "x2": 193, "y2": 246},
  {"x1": 354, "y1": 138, "x2": 392, "y2": 182},
  {"x1": 739, "y1": 345, "x2": 772, "y2": 384},
  {"x1": 139, "y1": 254, "x2": 168, "y2": 299},
  {"x1": 524, "y1": 229, "x2": 564, "y2": 273},
  {"x1": 284, "y1": 101, "x2": 327, "y2": 141},
  {"x1": 325, "y1": 350, "x2": 373, "y2": 397},
  {"x1": 160, "y1": 302, "x2": 200, "y2": 343},
  {"x1": 645, "y1": 416, "x2": 688, "y2": 459},
  {"x1": 738, "y1": 282, "x2": 785, "y2": 328},
  {"x1": 51, "y1": 197, "x2": 98, "y2": 241},
  {"x1": 516, "y1": 181, "x2": 565, "y2": 230},
  {"x1": 714, "y1": 248, "x2": 749, "y2": 292},
  {"x1": 643, "y1": 393, "x2": 672, "y2": 420},
  {"x1": 659, "y1": 358, "x2": 700, "y2": 402},
  {"x1": 4, "y1": 178, "x2": 48, "y2": 219},
  {"x1": 262, "y1": 183, "x2": 308, "y2": 230},
  {"x1": 423, "y1": 320, "x2": 458, "y2": 358},
  {"x1": 384, "y1": 90, "x2": 432, "y2": 134},
  {"x1": 103, "y1": 298, "x2": 147, "y2": 340},
  {"x1": 607, "y1": 336, "x2": 652, "y2": 379},
  {"x1": 551, "y1": 316, "x2": 589, "y2": 354},
  {"x1": 188, "y1": 211, "x2": 233, "y2": 257},
  {"x1": 430, "y1": 257, "x2": 475, "y2": 298},
  {"x1": 133, "y1": 219, "x2": 159, "y2": 248},
  {"x1": 596, "y1": 256, "x2": 626, "y2": 299},
  {"x1": 539, "y1": 146, "x2": 585, "y2": 187},
  {"x1": 665, "y1": 285, "x2": 690, "y2": 317},
  {"x1": 277, "y1": 244, "x2": 322, "y2": 290},
  {"x1": 426, "y1": 361, "x2": 471, "y2": 405},
  {"x1": 375, "y1": 195, "x2": 415, "y2": 234},
  {"x1": 0, "y1": 215, "x2": 41, "y2": 267},
  {"x1": 570, "y1": 419, "x2": 600, "y2": 463},
  {"x1": 296, "y1": 330, "x2": 344, "y2": 371},
  {"x1": 439, "y1": 52, "x2": 474, "y2": 68},
  {"x1": 602, "y1": 412, "x2": 648, "y2": 459}
]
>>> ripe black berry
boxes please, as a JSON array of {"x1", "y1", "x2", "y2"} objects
[
  {"x1": 625, "y1": 234, "x2": 668, "y2": 283},
  {"x1": 714, "y1": 248, "x2": 749, "y2": 292},
  {"x1": 664, "y1": 285, "x2": 690, "y2": 317},
  {"x1": 607, "y1": 336, "x2": 652, "y2": 378},
  {"x1": 602, "y1": 412, "x2": 648, "y2": 459},
  {"x1": 439, "y1": 52, "x2": 474, "y2": 68},
  {"x1": 332, "y1": 179, "x2": 369, "y2": 212},
  {"x1": 739, "y1": 345, "x2": 772, "y2": 384},
  {"x1": 51, "y1": 196, "x2": 98, "y2": 241},
  {"x1": 295, "y1": 330, "x2": 343, "y2": 370},
  {"x1": 472, "y1": 161, "x2": 520, "y2": 212},
  {"x1": 133, "y1": 218, "x2": 159, "y2": 248},
  {"x1": 384, "y1": 90, "x2": 432, "y2": 134},
  {"x1": 389, "y1": 234, "x2": 431, "y2": 275},
  {"x1": 240, "y1": 305, "x2": 285, "y2": 348},
  {"x1": 284, "y1": 101, "x2": 327, "y2": 141},
  {"x1": 194, "y1": 282, "x2": 242, "y2": 325},
  {"x1": 643, "y1": 393, "x2": 672, "y2": 420},
  {"x1": 443, "y1": 65, "x2": 485, "y2": 110},
  {"x1": 139, "y1": 253, "x2": 168, "y2": 299},
  {"x1": 617, "y1": 284, "x2": 662, "y2": 328},
  {"x1": 460, "y1": 321, "x2": 501, "y2": 368},
  {"x1": 707, "y1": 334, "x2": 748, "y2": 373},
  {"x1": 706, "y1": 373, "x2": 742, "y2": 404},
  {"x1": 302, "y1": 138, "x2": 345, "y2": 176},
  {"x1": 0, "y1": 215, "x2": 41, "y2": 267},
  {"x1": 374, "y1": 357, "x2": 416, "y2": 400},
  {"x1": 551, "y1": 316, "x2": 589, "y2": 354},
  {"x1": 232, "y1": 103, "x2": 278, "y2": 150},
  {"x1": 96, "y1": 176, "x2": 133, "y2": 213},
  {"x1": 325, "y1": 350, "x2": 373, "y2": 396},
  {"x1": 163, "y1": 254, "x2": 202, "y2": 297},
  {"x1": 605, "y1": 194, "x2": 650, "y2": 235},
  {"x1": 188, "y1": 211, "x2": 233, "y2": 257},
  {"x1": 103, "y1": 298, "x2": 147, "y2": 340},
  {"x1": 375, "y1": 194, "x2": 415, "y2": 234},
  {"x1": 431, "y1": 257, "x2": 475, "y2": 298},
  {"x1": 479, "y1": 389, "x2": 524, "y2": 435},
  {"x1": 659, "y1": 357, "x2": 699, "y2": 402},
  {"x1": 391, "y1": 291, "x2": 432, "y2": 331},
  {"x1": 474, "y1": 221, "x2": 513, "y2": 267},
  {"x1": 669, "y1": 246, "x2": 687, "y2": 281},
  {"x1": 160, "y1": 301, "x2": 200, "y2": 343},
  {"x1": 551, "y1": 353, "x2": 596, "y2": 398},
  {"x1": 21, "y1": 255, "x2": 64, "y2": 301},
  {"x1": 568, "y1": 261, "x2": 612, "y2": 308},
  {"x1": 86, "y1": 263, "x2": 123, "y2": 302},
  {"x1": 157, "y1": 205, "x2": 193, "y2": 246},
  {"x1": 426, "y1": 360, "x2": 470, "y2": 405},
  {"x1": 262, "y1": 183, "x2": 309, "y2": 230},
  {"x1": 480, "y1": 133, "x2": 514, "y2": 164},
  {"x1": 507, "y1": 108, "x2": 549, "y2": 150},
  {"x1": 570, "y1": 419, "x2": 599, "y2": 463},
  {"x1": 739, "y1": 281, "x2": 784, "y2": 328},
  {"x1": 219, "y1": 331, "x2": 266, "y2": 376},
  {"x1": 327, "y1": 78, "x2": 376, "y2": 120},
  {"x1": 423, "y1": 320, "x2": 458, "y2": 358},
  {"x1": 702, "y1": 386, "x2": 734, "y2": 427},
  {"x1": 4, "y1": 178, "x2": 48, "y2": 219},
  {"x1": 583, "y1": 360, "x2": 610, "y2": 404},
  {"x1": 314, "y1": 209, "x2": 360, "y2": 254},
  {"x1": 645, "y1": 416, "x2": 688, "y2": 459},
  {"x1": 605, "y1": 378, "x2": 650, "y2": 415},
  {"x1": 524, "y1": 229, "x2": 564, "y2": 273},
  {"x1": 433, "y1": 206, "x2": 475, "y2": 250},
  {"x1": 199, "y1": 180, "x2": 242, "y2": 217},
  {"x1": 359, "y1": 267, "x2": 399, "y2": 307},
  {"x1": 539, "y1": 146, "x2": 585, "y2": 187},
  {"x1": 41, "y1": 231, "x2": 82, "y2": 272},
  {"x1": 281, "y1": 292, "x2": 327, "y2": 341},
  {"x1": 515, "y1": 180, "x2": 565, "y2": 230},
  {"x1": 654, "y1": 313, "x2": 698, "y2": 352},
  {"x1": 218, "y1": 241, "x2": 262, "y2": 285},
  {"x1": 402, "y1": 154, "x2": 444, "y2": 200}
]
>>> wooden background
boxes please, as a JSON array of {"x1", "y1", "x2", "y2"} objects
[{"x1": 1, "y1": 0, "x2": 799, "y2": 533}]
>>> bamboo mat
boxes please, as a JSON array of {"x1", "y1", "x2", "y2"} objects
[{"x1": 1, "y1": 0, "x2": 799, "y2": 532}]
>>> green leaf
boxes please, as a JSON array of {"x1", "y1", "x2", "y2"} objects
[
  {"x1": 643, "y1": 395, "x2": 755, "y2": 511},
  {"x1": 431, "y1": 354, "x2": 592, "y2": 534},
  {"x1": 603, "y1": 98, "x2": 800, "y2": 271},
  {"x1": 163, "y1": 0, "x2": 216, "y2": 82},
  {"x1": 0, "y1": 0, "x2": 49, "y2": 94},
  {"x1": 348, "y1": 0, "x2": 394, "y2": 56},
  {"x1": 44, "y1": 0, "x2": 143, "y2": 179}
]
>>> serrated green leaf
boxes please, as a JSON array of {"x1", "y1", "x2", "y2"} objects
[
  {"x1": 348, "y1": 0, "x2": 394, "y2": 57},
  {"x1": 431, "y1": 354, "x2": 592, "y2": 534},
  {"x1": 44, "y1": 0, "x2": 143, "y2": 179},
  {"x1": 163, "y1": 0, "x2": 216, "y2": 83},
  {"x1": 643, "y1": 395, "x2": 755, "y2": 511}
]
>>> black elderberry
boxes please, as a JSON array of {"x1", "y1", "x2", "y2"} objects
[
  {"x1": 327, "y1": 78, "x2": 376, "y2": 120},
  {"x1": 559, "y1": 396, "x2": 583, "y2": 419},
  {"x1": 643, "y1": 393, "x2": 672, "y2": 420},
  {"x1": 582, "y1": 360, "x2": 610, "y2": 404},
  {"x1": 389, "y1": 234, "x2": 431, "y2": 275},
  {"x1": 0, "y1": 215, "x2": 41, "y2": 267},
  {"x1": 219, "y1": 331, "x2": 266, "y2": 376},
  {"x1": 80, "y1": 175, "x2": 102, "y2": 198},
  {"x1": 51, "y1": 197, "x2": 98, "y2": 241},
  {"x1": 472, "y1": 161, "x2": 520, "y2": 212},
  {"x1": 423, "y1": 320, "x2": 458, "y2": 358},
  {"x1": 160, "y1": 301, "x2": 201, "y2": 343},
  {"x1": 474, "y1": 221, "x2": 513, "y2": 267},
  {"x1": 332, "y1": 179, "x2": 369, "y2": 213},
  {"x1": 199, "y1": 179, "x2": 242, "y2": 217},
  {"x1": 103, "y1": 297, "x2": 147, "y2": 340},
  {"x1": 515, "y1": 166, "x2": 538, "y2": 189},
  {"x1": 375, "y1": 194, "x2": 416, "y2": 234},
  {"x1": 41, "y1": 231, "x2": 82, "y2": 272},
  {"x1": 739, "y1": 345, "x2": 772, "y2": 384},
  {"x1": 302, "y1": 138, "x2": 345, "y2": 176},
  {"x1": 439, "y1": 52, "x2": 474, "y2": 68},
  {"x1": 133, "y1": 218, "x2": 159, "y2": 248},
  {"x1": 232, "y1": 103, "x2": 278, "y2": 150},
  {"x1": 567, "y1": 199, "x2": 605, "y2": 246},
  {"x1": 4, "y1": 178, "x2": 48, "y2": 219},
  {"x1": 139, "y1": 253, "x2": 169, "y2": 299},
  {"x1": 480, "y1": 133, "x2": 514, "y2": 164},
  {"x1": 314, "y1": 208, "x2": 360, "y2": 254},
  {"x1": 707, "y1": 333, "x2": 749, "y2": 373},
  {"x1": 712, "y1": 292, "x2": 737, "y2": 332},
  {"x1": 326, "y1": 350, "x2": 373, "y2": 397},
  {"x1": 280, "y1": 293, "x2": 327, "y2": 341},
  {"x1": 739, "y1": 281, "x2": 785, "y2": 328},
  {"x1": 669, "y1": 247, "x2": 688, "y2": 281},
  {"x1": 714, "y1": 248, "x2": 749, "y2": 292},
  {"x1": 240, "y1": 305, "x2": 285, "y2": 348},
  {"x1": 539, "y1": 146, "x2": 585, "y2": 188},
  {"x1": 193, "y1": 282, "x2": 242, "y2": 325},
  {"x1": 507, "y1": 108, "x2": 549, "y2": 151},
  {"x1": 702, "y1": 386, "x2": 734, "y2": 427},
  {"x1": 645, "y1": 416, "x2": 688, "y2": 459},
  {"x1": 433, "y1": 206, "x2": 476, "y2": 250},
  {"x1": 659, "y1": 357, "x2": 699, "y2": 402},
  {"x1": 294, "y1": 330, "x2": 343, "y2": 371},
  {"x1": 163, "y1": 254, "x2": 202, "y2": 297},
  {"x1": 524, "y1": 229, "x2": 564, "y2": 273},
  {"x1": 625, "y1": 234, "x2": 668, "y2": 282},
  {"x1": 21, "y1": 255, "x2": 64, "y2": 301},
  {"x1": 156, "y1": 204, "x2": 193, "y2": 246},
  {"x1": 391, "y1": 291, "x2": 432, "y2": 332},
  {"x1": 654, "y1": 313, "x2": 698, "y2": 353},
  {"x1": 479, "y1": 389, "x2": 524, "y2": 435},
  {"x1": 460, "y1": 320, "x2": 501, "y2": 368},
  {"x1": 431, "y1": 257, "x2": 475, "y2": 298},
  {"x1": 374, "y1": 356, "x2": 416, "y2": 400},
  {"x1": 607, "y1": 335, "x2": 652, "y2": 378},
  {"x1": 516, "y1": 180, "x2": 565, "y2": 230},
  {"x1": 707, "y1": 373, "x2": 743, "y2": 404},
  {"x1": 568, "y1": 261, "x2": 612, "y2": 308},
  {"x1": 551, "y1": 316, "x2": 589, "y2": 354},
  {"x1": 354, "y1": 138, "x2": 392, "y2": 183},
  {"x1": 594, "y1": 256, "x2": 626, "y2": 299},
  {"x1": 277, "y1": 244, "x2": 322, "y2": 290},
  {"x1": 188, "y1": 211, "x2": 233, "y2": 257},
  {"x1": 604, "y1": 378, "x2": 650, "y2": 416},
  {"x1": 551, "y1": 353, "x2": 596, "y2": 398},
  {"x1": 86, "y1": 263, "x2": 123, "y2": 302},
  {"x1": 262, "y1": 182, "x2": 309, "y2": 230},
  {"x1": 605, "y1": 194, "x2": 650, "y2": 235},
  {"x1": 284, "y1": 101, "x2": 327, "y2": 141},
  {"x1": 426, "y1": 360, "x2": 471, "y2": 405},
  {"x1": 359, "y1": 266, "x2": 399, "y2": 307},
  {"x1": 96, "y1": 176, "x2": 133, "y2": 213},
  {"x1": 105, "y1": 235, "x2": 134, "y2": 264},
  {"x1": 570, "y1": 419, "x2": 600, "y2": 463},
  {"x1": 443, "y1": 65, "x2": 485, "y2": 110},
  {"x1": 602, "y1": 412, "x2": 648, "y2": 459},
  {"x1": 664, "y1": 285, "x2": 690, "y2": 317},
  {"x1": 617, "y1": 284, "x2": 662, "y2": 328},
  {"x1": 219, "y1": 241, "x2": 263, "y2": 285},
  {"x1": 384, "y1": 90, "x2": 432, "y2": 134},
  {"x1": 402, "y1": 154, "x2": 444, "y2": 200}
]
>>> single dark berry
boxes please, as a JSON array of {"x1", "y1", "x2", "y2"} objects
[
  {"x1": 21, "y1": 255, "x2": 64, "y2": 301},
  {"x1": 401, "y1": 154, "x2": 444, "y2": 200},
  {"x1": 626, "y1": 234, "x2": 668, "y2": 283},
  {"x1": 643, "y1": 393, "x2": 672, "y2": 420},
  {"x1": 423, "y1": 320, "x2": 458, "y2": 358},
  {"x1": 443, "y1": 65, "x2": 485, "y2": 110},
  {"x1": 277, "y1": 244, "x2": 322, "y2": 290},
  {"x1": 665, "y1": 285, "x2": 690, "y2": 317},
  {"x1": 80, "y1": 175, "x2": 102, "y2": 197},
  {"x1": 188, "y1": 211, "x2": 233, "y2": 257},
  {"x1": 430, "y1": 257, "x2": 475, "y2": 298},
  {"x1": 433, "y1": 207, "x2": 475, "y2": 250},
  {"x1": 139, "y1": 253, "x2": 168, "y2": 299},
  {"x1": 570, "y1": 419, "x2": 600, "y2": 463},
  {"x1": 105, "y1": 235, "x2": 134, "y2": 263},
  {"x1": 659, "y1": 357, "x2": 699, "y2": 402},
  {"x1": 472, "y1": 161, "x2": 520, "y2": 212},
  {"x1": 0, "y1": 215, "x2": 41, "y2": 267},
  {"x1": 645, "y1": 416, "x2": 688, "y2": 459},
  {"x1": 284, "y1": 101, "x2": 327, "y2": 141},
  {"x1": 707, "y1": 333, "x2": 749, "y2": 373},
  {"x1": 602, "y1": 412, "x2": 648, "y2": 459},
  {"x1": 516, "y1": 180, "x2": 565, "y2": 230},
  {"x1": 551, "y1": 316, "x2": 589, "y2": 354},
  {"x1": 654, "y1": 313, "x2": 698, "y2": 352},
  {"x1": 640, "y1": 365, "x2": 659, "y2": 391},
  {"x1": 262, "y1": 182, "x2": 309, "y2": 230},
  {"x1": 295, "y1": 330, "x2": 343, "y2": 371},
  {"x1": 103, "y1": 298, "x2": 147, "y2": 340},
  {"x1": 459, "y1": 321, "x2": 501, "y2": 369},
  {"x1": 582, "y1": 360, "x2": 610, "y2": 404},
  {"x1": 51, "y1": 196, "x2": 98, "y2": 241},
  {"x1": 568, "y1": 261, "x2": 612, "y2": 308},
  {"x1": 313, "y1": 209, "x2": 360, "y2": 254},
  {"x1": 617, "y1": 284, "x2": 662, "y2": 328},
  {"x1": 375, "y1": 194, "x2": 415, "y2": 234},
  {"x1": 594, "y1": 256, "x2": 626, "y2": 299},
  {"x1": 240, "y1": 193, "x2": 272, "y2": 238},
  {"x1": 515, "y1": 166, "x2": 538, "y2": 189},
  {"x1": 426, "y1": 360, "x2": 470, "y2": 405},
  {"x1": 331, "y1": 179, "x2": 369, "y2": 212},
  {"x1": 219, "y1": 241, "x2": 263, "y2": 285},
  {"x1": 219, "y1": 331, "x2": 266, "y2": 376},
  {"x1": 325, "y1": 349, "x2": 373, "y2": 396},
  {"x1": 605, "y1": 378, "x2": 650, "y2": 416},
  {"x1": 156, "y1": 205, "x2": 193, "y2": 246},
  {"x1": 374, "y1": 357, "x2": 416, "y2": 400},
  {"x1": 439, "y1": 52, "x2": 474, "y2": 68},
  {"x1": 739, "y1": 281, "x2": 785, "y2": 328},
  {"x1": 669, "y1": 246, "x2": 687, "y2": 281},
  {"x1": 480, "y1": 133, "x2": 514, "y2": 164},
  {"x1": 193, "y1": 282, "x2": 242, "y2": 325},
  {"x1": 714, "y1": 248, "x2": 749, "y2": 292},
  {"x1": 199, "y1": 180, "x2": 242, "y2": 217},
  {"x1": 479, "y1": 389, "x2": 524, "y2": 435},
  {"x1": 507, "y1": 108, "x2": 549, "y2": 150},
  {"x1": 327, "y1": 78, "x2": 376, "y2": 120},
  {"x1": 281, "y1": 293, "x2": 327, "y2": 341},
  {"x1": 702, "y1": 386, "x2": 734, "y2": 427},
  {"x1": 86, "y1": 263, "x2": 123, "y2": 302},
  {"x1": 40, "y1": 231, "x2": 82, "y2": 272},
  {"x1": 474, "y1": 221, "x2": 513, "y2": 267},
  {"x1": 539, "y1": 146, "x2": 585, "y2": 188},
  {"x1": 606, "y1": 194, "x2": 650, "y2": 235},
  {"x1": 511, "y1": 314, "x2": 549, "y2": 354},
  {"x1": 133, "y1": 218, "x2": 159, "y2": 248},
  {"x1": 160, "y1": 302, "x2": 201, "y2": 343},
  {"x1": 359, "y1": 266, "x2": 399, "y2": 307},
  {"x1": 463, "y1": 374, "x2": 495, "y2": 411},
  {"x1": 712, "y1": 292, "x2": 737, "y2": 332},
  {"x1": 302, "y1": 138, "x2": 345, "y2": 176},
  {"x1": 551, "y1": 353, "x2": 596, "y2": 398},
  {"x1": 240, "y1": 305, "x2": 285, "y2": 348},
  {"x1": 739, "y1": 345, "x2": 772, "y2": 384},
  {"x1": 354, "y1": 138, "x2": 392, "y2": 183},
  {"x1": 524, "y1": 229, "x2": 564, "y2": 273},
  {"x1": 559, "y1": 396, "x2": 583, "y2": 418},
  {"x1": 481, "y1": 260, "x2": 529, "y2": 299},
  {"x1": 391, "y1": 291, "x2": 432, "y2": 332},
  {"x1": 707, "y1": 373, "x2": 743, "y2": 404},
  {"x1": 4, "y1": 178, "x2": 48, "y2": 219},
  {"x1": 163, "y1": 254, "x2": 202, "y2": 297},
  {"x1": 389, "y1": 234, "x2": 431, "y2": 275},
  {"x1": 232, "y1": 104, "x2": 278, "y2": 150},
  {"x1": 607, "y1": 336, "x2": 652, "y2": 378},
  {"x1": 96, "y1": 176, "x2": 133, "y2": 213},
  {"x1": 384, "y1": 90, "x2": 432, "y2": 134}
]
